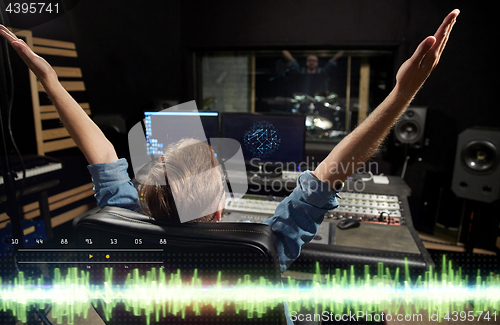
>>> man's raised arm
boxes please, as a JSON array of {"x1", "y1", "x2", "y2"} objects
[
  {"x1": 0, "y1": 25, "x2": 118, "y2": 165},
  {"x1": 313, "y1": 9, "x2": 459, "y2": 189}
]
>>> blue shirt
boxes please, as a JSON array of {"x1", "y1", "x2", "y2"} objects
[{"x1": 88, "y1": 158, "x2": 339, "y2": 323}]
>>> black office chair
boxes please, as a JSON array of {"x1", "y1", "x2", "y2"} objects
[{"x1": 73, "y1": 206, "x2": 286, "y2": 325}]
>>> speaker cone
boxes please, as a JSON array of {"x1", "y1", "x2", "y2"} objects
[
  {"x1": 396, "y1": 121, "x2": 421, "y2": 143},
  {"x1": 461, "y1": 140, "x2": 498, "y2": 173}
]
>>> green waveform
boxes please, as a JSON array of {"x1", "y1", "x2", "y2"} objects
[{"x1": 0, "y1": 256, "x2": 499, "y2": 325}]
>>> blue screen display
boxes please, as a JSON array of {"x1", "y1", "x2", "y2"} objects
[{"x1": 222, "y1": 113, "x2": 305, "y2": 164}]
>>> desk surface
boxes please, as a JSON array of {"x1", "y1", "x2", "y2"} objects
[{"x1": 329, "y1": 220, "x2": 420, "y2": 254}]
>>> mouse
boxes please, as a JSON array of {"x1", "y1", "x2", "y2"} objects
[{"x1": 337, "y1": 219, "x2": 361, "y2": 230}]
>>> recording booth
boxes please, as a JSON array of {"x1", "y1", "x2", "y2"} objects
[{"x1": 0, "y1": 2, "x2": 499, "y2": 325}]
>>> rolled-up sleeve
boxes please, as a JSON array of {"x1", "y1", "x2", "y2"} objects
[
  {"x1": 87, "y1": 158, "x2": 139, "y2": 211},
  {"x1": 263, "y1": 170, "x2": 339, "y2": 274}
]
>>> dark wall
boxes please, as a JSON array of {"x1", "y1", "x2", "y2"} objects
[
  {"x1": 3, "y1": 0, "x2": 498, "y2": 235},
  {"x1": 66, "y1": 0, "x2": 182, "y2": 126},
  {"x1": 181, "y1": 0, "x2": 410, "y2": 48}
]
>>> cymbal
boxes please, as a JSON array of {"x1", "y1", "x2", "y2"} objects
[
  {"x1": 323, "y1": 103, "x2": 342, "y2": 110},
  {"x1": 314, "y1": 92, "x2": 338, "y2": 103},
  {"x1": 314, "y1": 91, "x2": 338, "y2": 97},
  {"x1": 306, "y1": 115, "x2": 333, "y2": 130},
  {"x1": 293, "y1": 93, "x2": 316, "y2": 103}
]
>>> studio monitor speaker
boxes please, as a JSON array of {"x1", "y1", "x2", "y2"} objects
[
  {"x1": 394, "y1": 106, "x2": 427, "y2": 148},
  {"x1": 452, "y1": 127, "x2": 500, "y2": 203},
  {"x1": 92, "y1": 114, "x2": 126, "y2": 134}
]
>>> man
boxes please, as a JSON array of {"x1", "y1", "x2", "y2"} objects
[
  {"x1": 281, "y1": 50, "x2": 345, "y2": 96},
  {"x1": 282, "y1": 50, "x2": 344, "y2": 74},
  {"x1": 0, "y1": 9, "x2": 458, "y2": 323}
]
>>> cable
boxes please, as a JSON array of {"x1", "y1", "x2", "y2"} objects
[
  {"x1": 5, "y1": 41, "x2": 27, "y2": 201},
  {"x1": 360, "y1": 171, "x2": 373, "y2": 182},
  {"x1": 0, "y1": 9, "x2": 27, "y2": 201},
  {"x1": 0, "y1": 4, "x2": 27, "y2": 248}
]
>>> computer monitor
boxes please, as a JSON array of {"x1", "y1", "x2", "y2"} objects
[
  {"x1": 144, "y1": 111, "x2": 219, "y2": 155},
  {"x1": 222, "y1": 113, "x2": 305, "y2": 168}
]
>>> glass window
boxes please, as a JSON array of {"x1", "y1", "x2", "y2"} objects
[{"x1": 199, "y1": 50, "x2": 393, "y2": 143}]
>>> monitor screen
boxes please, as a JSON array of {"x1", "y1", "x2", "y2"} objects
[
  {"x1": 222, "y1": 113, "x2": 305, "y2": 165},
  {"x1": 144, "y1": 111, "x2": 219, "y2": 155}
]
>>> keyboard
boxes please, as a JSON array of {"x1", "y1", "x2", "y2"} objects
[
  {"x1": 0, "y1": 162, "x2": 62, "y2": 185},
  {"x1": 0, "y1": 156, "x2": 63, "y2": 186}
]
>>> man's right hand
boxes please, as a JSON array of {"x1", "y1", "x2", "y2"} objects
[{"x1": 0, "y1": 25, "x2": 57, "y2": 83}]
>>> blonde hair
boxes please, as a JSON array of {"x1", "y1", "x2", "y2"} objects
[{"x1": 138, "y1": 138, "x2": 224, "y2": 223}]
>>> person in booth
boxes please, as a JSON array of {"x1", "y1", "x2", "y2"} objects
[
  {"x1": 0, "y1": 9, "x2": 458, "y2": 324},
  {"x1": 282, "y1": 50, "x2": 344, "y2": 75}
]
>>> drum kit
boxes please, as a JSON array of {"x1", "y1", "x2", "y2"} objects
[{"x1": 287, "y1": 92, "x2": 347, "y2": 137}]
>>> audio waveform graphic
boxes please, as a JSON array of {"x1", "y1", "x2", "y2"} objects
[{"x1": 0, "y1": 257, "x2": 499, "y2": 325}]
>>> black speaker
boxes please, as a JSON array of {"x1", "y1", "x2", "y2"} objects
[
  {"x1": 92, "y1": 114, "x2": 126, "y2": 134},
  {"x1": 451, "y1": 127, "x2": 500, "y2": 203},
  {"x1": 394, "y1": 106, "x2": 427, "y2": 148}
]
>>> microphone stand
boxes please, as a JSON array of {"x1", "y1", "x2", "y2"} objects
[{"x1": 400, "y1": 143, "x2": 410, "y2": 179}]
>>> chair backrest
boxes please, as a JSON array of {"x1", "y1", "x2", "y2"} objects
[{"x1": 74, "y1": 206, "x2": 285, "y2": 324}]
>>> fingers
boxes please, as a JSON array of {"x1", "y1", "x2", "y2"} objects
[
  {"x1": 433, "y1": 9, "x2": 459, "y2": 54},
  {"x1": 438, "y1": 14, "x2": 457, "y2": 56},
  {"x1": 0, "y1": 25, "x2": 27, "y2": 52},
  {"x1": 0, "y1": 25, "x2": 37, "y2": 60},
  {"x1": 420, "y1": 9, "x2": 459, "y2": 69},
  {"x1": 0, "y1": 25, "x2": 20, "y2": 44},
  {"x1": 434, "y1": 9, "x2": 459, "y2": 41}
]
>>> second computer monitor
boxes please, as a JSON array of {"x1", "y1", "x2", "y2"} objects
[{"x1": 222, "y1": 113, "x2": 305, "y2": 166}]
